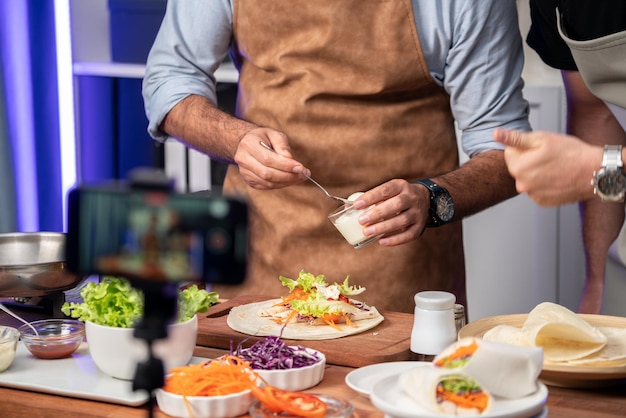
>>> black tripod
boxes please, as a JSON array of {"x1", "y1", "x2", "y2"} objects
[{"x1": 131, "y1": 281, "x2": 178, "y2": 418}]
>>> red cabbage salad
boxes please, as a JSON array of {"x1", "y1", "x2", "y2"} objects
[{"x1": 231, "y1": 336, "x2": 322, "y2": 370}]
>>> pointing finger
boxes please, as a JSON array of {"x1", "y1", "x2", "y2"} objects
[{"x1": 493, "y1": 128, "x2": 540, "y2": 150}]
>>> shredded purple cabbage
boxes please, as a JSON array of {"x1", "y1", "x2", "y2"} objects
[{"x1": 231, "y1": 336, "x2": 322, "y2": 370}]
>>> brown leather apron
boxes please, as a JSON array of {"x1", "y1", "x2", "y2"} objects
[{"x1": 215, "y1": 0, "x2": 465, "y2": 313}]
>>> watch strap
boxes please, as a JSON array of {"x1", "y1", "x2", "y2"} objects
[
  {"x1": 602, "y1": 145, "x2": 623, "y2": 169},
  {"x1": 414, "y1": 178, "x2": 450, "y2": 227}
]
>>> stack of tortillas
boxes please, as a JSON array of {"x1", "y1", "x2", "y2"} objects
[{"x1": 483, "y1": 302, "x2": 626, "y2": 366}]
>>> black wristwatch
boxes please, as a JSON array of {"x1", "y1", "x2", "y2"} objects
[
  {"x1": 591, "y1": 145, "x2": 626, "y2": 202},
  {"x1": 414, "y1": 179, "x2": 455, "y2": 227}
]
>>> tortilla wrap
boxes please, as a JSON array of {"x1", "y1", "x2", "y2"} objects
[
  {"x1": 522, "y1": 302, "x2": 607, "y2": 362},
  {"x1": 226, "y1": 298, "x2": 384, "y2": 340},
  {"x1": 483, "y1": 324, "x2": 532, "y2": 347},
  {"x1": 483, "y1": 310, "x2": 626, "y2": 367},
  {"x1": 433, "y1": 337, "x2": 542, "y2": 399},
  {"x1": 399, "y1": 365, "x2": 491, "y2": 415},
  {"x1": 561, "y1": 326, "x2": 626, "y2": 366}
]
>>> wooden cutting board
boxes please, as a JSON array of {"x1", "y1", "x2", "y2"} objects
[{"x1": 195, "y1": 295, "x2": 414, "y2": 368}]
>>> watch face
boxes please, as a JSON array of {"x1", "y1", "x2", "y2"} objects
[
  {"x1": 434, "y1": 194, "x2": 455, "y2": 222},
  {"x1": 597, "y1": 170, "x2": 626, "y2": 197}
]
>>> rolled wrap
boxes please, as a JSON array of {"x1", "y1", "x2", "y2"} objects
[
  {"x1": 433, "y1": 337, "x2": 543, "y2": 398},
  {"x1": 399, "y1": 366, "x2": 491, "y2": 415}
]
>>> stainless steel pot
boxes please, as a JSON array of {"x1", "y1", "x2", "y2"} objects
[{"x1": 0, "y1": 232, "x2": 84, "y2": 297}]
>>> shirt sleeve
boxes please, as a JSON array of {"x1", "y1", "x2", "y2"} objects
[
  {"x1": 441, "y1": 0, "x2": 531, "y2": 157},
  {"x1": 142, "y1": 0, "x2": 234, "y2": 141}
]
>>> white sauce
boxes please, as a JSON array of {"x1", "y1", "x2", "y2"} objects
[
  {"x1": 333, "y1": 207, "x2": 368, "y2": 246},
  {"x1": 0, "y1": 342, "x2": 16, "y2": 372},
  {"x1": 348, "y1": 192, "x2": 364, "y2": 202},
  {"x1": 319, "y1": 284, "x2": 341, "y2": 300}
]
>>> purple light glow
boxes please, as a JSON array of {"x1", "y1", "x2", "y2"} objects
[
  {"x1": 0, "y1": 0, "x2": 39, "y2": 232},
  {"x1": 54, "y1": 0, "x2": 77, "y2": 231}
]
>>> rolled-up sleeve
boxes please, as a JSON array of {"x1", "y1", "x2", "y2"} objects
[
  {"x1": 142, "y1": 0, "x2": 233, "y2": 141},
  {"x1": 443, "y1": 0, "x2": 531, "y2": 157}
]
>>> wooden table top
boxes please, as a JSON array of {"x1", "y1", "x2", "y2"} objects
[{"x1": 1, "y1": 304, "x2": 626, "y2": 418}]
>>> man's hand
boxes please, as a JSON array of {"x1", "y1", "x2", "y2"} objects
[
  {"x1": 352, "y1": 179, "x2": 431, "y2": 246},
  {"x1": 494, "y1": 128, "x2": 602, "y2": 206},
  {"x1": 234, "y1": 128, "x2": 310, "y2": 189}
]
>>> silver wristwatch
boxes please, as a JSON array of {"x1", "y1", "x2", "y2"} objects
[{"x1": 591, "y1": 145, "x2": 626, "y2": 202}]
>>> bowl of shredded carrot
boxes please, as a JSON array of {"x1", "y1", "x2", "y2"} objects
[{"x1": 156, "y1": 356, "x2": 256, "y2": 418}]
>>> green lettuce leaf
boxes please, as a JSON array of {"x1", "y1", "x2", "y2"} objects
[
  {"x1": 61, "y1": 277, "x2": 218, "y2": 327},
  {"x1": 279, "y1": 270, "x2": 365, "y2": 296},
  {"x1": 290, "y1": 294, "x2": 360, "y2": 317},
  {"x1": 177, "y1": 284, "x2": 218, "y2": 322},
  {"x1": 335, "y1": 277, "x2": 366, "y2": 296},
  {"x1": 279, "y1": 270, "x2": 328, "y2": 293}
]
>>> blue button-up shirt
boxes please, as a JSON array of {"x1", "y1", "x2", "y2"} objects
[{"x1": 143, "y1": 0, "x2": 530, "y2": 157}]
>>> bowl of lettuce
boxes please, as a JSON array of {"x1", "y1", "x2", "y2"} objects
[{"x1": 61, "y1": 277, "x2": 218, "y2": 380}]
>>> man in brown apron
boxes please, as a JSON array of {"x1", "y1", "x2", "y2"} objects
[
  {"x1": 495, "y1": 0, "x2": 626, "y2": 314},
  {"x1": 144, "y1": 1, "x2": 527, "y2": 313}
]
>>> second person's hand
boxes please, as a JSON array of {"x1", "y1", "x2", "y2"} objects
[{"x1": 494, "y1": 128, "x2": 601, "y2": 205}]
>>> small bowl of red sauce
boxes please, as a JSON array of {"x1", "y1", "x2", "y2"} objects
[{"x1": 19, "y1": 319, "x2": 85, "y2": 359}]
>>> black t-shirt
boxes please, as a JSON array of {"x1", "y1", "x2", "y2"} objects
[{"x1": 527, "y1": 0, "x2": 626, "y2": 71}]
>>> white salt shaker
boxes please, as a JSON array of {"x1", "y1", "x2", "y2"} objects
[{"x1": 410, "y1": 291, "x2": 457, "y2": 361}]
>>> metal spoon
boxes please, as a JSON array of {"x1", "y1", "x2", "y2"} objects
[
  {"x1": 259, "y1": 141, "x2": 352, "y2": 204},
  {"x1": 0, "y1": 303, "x2": 39, "y2": 336}
]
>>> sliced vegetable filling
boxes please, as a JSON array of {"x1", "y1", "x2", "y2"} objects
[{"x1": 436, "y1": 376, "x2": 489, "y2": 413}]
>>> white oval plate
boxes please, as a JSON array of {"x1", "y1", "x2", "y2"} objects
[
  {"x1": 383, "y1": 408, "x2": 548, "y2": 418},
  {"x1": 345, "y1": 361, "x2": 425, "y2": 398},
  {"x1": 370, "y1": 368, "x2": 548, "y2": 418}
]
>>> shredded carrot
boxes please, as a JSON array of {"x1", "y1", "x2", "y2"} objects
[
  {"x1": 324, "y1": 320, "x2": 343, "y2": 331},
  {"x1": 436, "y1": 385, "x2": 489, "y2": 412},
  {"x1": 434, "y1": 340, "x2": 478, "y2": 367},
  {"x1": 279, "y1": 288, "x2": 309, "y2": 303},
  {"x1": 163, "y1": 356, "x2": 258, "y2": 418},
  {"x1": 162, "y1": 355, "x2": 331, "y2": 418},
  {"x1": 163, "y1": 356, "x2": 256, "y2": 397}
]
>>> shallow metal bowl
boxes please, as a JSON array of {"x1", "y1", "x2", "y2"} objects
[{"x1": 0, "y1": 232, "x2": 83, "y2": 297}]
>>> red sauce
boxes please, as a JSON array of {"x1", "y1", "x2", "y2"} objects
[{"x1": 26, "y1": 338, "x2": 81, "y2": 359}]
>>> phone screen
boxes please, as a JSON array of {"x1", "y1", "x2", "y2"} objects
[{"x1": 66, "y1": 186, "x2": 248, "y2": 285}]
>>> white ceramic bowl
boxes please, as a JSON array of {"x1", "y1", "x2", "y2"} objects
[
  {"x1": 254, "y1": 349, "x2": 326, "y2": 391},
  {"x1": 85, "y1": 315, "x2": 198, "y2": 380},
  {"x1": 156, "y1": 387, "x2": 253, "y2": 418},
  {"x1": 0, "y1": 326, "x2": 19, "y2": 372}
]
